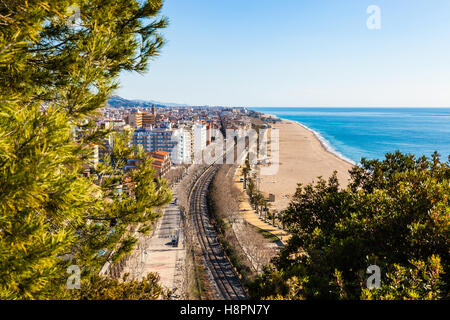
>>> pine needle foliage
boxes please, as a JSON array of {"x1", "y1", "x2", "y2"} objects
[{"x1": 0, "y1": 0, "x2": 170, "y2": 299}]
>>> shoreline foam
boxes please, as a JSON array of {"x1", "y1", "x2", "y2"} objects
[
  {"x1": 290, "y1": 121, "x2": 356, "y2": 166},
  {"x1": 262, "y1": 113, "x2": 356, "y2": 166},
  {"x1": 258, "y1": 113, "x2": 354, "y2": 211}
]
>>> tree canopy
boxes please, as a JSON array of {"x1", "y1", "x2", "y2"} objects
[
  {"x1": 0, "y1": 0, "x2": 170, "y2": 299},
  {"x1": 249, "y1": 151, "x2": 449, "y2": 300}
]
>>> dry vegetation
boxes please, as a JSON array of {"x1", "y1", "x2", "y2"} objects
[
  {"x1": 174, "y1": 164, "x2": 209, "y2": 299},
  {"x1": 165, "y1": 165, "x2": 188, "y2": 186},
  {"x1": 209, "y1": 165, "x2": 279, "y2": 284},
  {"x1": 174, "y1": 163, "x2": 279, "y2": 298},
  {"x1": 176, "y1": 164, "x2": 207, "y2": 215}
]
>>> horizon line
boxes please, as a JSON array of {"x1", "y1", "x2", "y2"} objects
[{"x1": 112, "y1": 96, "x2": 450, "y2": 109}]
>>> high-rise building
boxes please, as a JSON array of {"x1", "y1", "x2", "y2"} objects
[
  {"x1": 206, "y1": 121, "x2": 211, "y2": 146},
  {"x1": 136, "y1": 110, "x2": 156, "y2": 128},
  {"x1": 131, "y1": 127, "x2": 191, "y2": 165},
  {"x1": 193, "y1": 122, "x2": 207, "y2": 156},
  {"x1": 125, "y1": 111, "x2": 137, "y2": 127}
]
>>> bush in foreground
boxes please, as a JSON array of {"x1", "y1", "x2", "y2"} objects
[{"x1": 249, "y1": 152, "x2": 449, "y2": 300}]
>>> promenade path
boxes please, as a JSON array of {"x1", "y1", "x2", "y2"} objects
[
  {"x1": 233, "y1": 167, "x2": 291, "y2": 246},
  {"x1": 120, "y1": 184, "x2": 185, "y2": 298}
]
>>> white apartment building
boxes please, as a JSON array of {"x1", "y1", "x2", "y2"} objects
[
  {"x1": 193, "y1": 122, "x2": 207, "y2": 162},
  {"x1": 171, "y1": 127, "x2": 192, "y2": 164},
  {"x1": 131, "y1": 126, "x2": 192, "y2": 165}
]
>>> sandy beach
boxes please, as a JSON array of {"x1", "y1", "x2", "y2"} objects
[{"x1": 258, "y1": 118, "x2": 354, "y2": 211}]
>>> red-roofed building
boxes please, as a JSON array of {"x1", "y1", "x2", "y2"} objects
[{"x1": 149, "y1": 150, "x2": 171, "y2": 177}]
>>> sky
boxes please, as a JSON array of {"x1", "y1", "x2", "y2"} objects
[{"x1": 116, "y1": 0, "x2": 450, "y2": 107}]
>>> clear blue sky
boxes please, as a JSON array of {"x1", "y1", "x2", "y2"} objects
[{"x1": 116, "y1": 0, "x2": 450, "y2": 107}]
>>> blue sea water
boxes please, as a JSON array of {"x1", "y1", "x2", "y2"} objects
[{"x1": 249, "y1": 107, "x2": 450, "y2": 164}]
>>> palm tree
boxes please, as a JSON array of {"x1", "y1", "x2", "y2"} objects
[
  {"x1": 263, "y1": 201, "x2": 271, "y2": 221},
  {"x1": 242, "y1": 165, "x2": 249, "y2": 190},
  {"x1": 253, "y1": 192, "x2": 264, "y2": 216},
  {"x1": 259, "y1": 197, "x2": 267, "y2": 220},
  {"x1": 247, "y1": 177, "x2": 256, "y2": 201}
]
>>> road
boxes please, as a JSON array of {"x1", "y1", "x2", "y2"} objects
[{"x1": 123, "y1": 184, "x2": 185, "y2": 297}]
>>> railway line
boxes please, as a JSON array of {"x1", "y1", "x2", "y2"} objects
[{"x1": 189, "y1": 164, "x2": 247, "y2": 300}]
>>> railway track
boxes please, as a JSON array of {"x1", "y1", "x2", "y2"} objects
[{"x1": 189, "y1": 164, "x2": 247, "y2": 300}]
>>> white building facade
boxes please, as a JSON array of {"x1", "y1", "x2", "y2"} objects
[
  {"x1": 131, "y1": 126, "x2": 192, "y2": 165},
  {"x1": 192, "y1": 122, "x2": 207, "y2": 163}
]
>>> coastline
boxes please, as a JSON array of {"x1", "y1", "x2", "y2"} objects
[
  {"x1": 259, "y1": 113, "x2": 354, "y2": 211},
  {"x1": 290, "y1": 120, "x2": 356, "y2": 166},
  {"x1": 263, "y1": 113, "x2": 356, "y2": 166}
]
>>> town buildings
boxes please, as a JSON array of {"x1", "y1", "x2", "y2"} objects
[{"x1": 97, "y1": 100, "x2": 254, "y2": 168}]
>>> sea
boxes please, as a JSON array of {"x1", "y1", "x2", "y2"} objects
[{"x1": 249, "y1": 107, "x2": 450, "y2": 164}]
